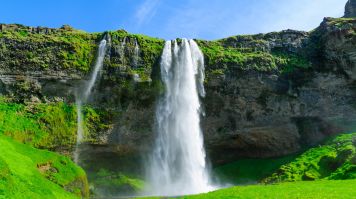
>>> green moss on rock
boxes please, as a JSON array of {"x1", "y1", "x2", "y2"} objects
[
  {"x1": 90, "y1": 168, "x2": 144, "y2": 197},
  {"x1": 0, "y1": 24, "x2": 100, "y2": 72},
  {"x1": 0, "y1": 97, "x2": 109, "y2": 149},
  {"x1": 197, "y1": 37, "x2": 311, "y2": 77},
  {"x1": 106, "y1": 30, "x2": 164, "y2": 82},
  {"x1": 264, "y1": 133, "x2": 356, "y2": 183}
]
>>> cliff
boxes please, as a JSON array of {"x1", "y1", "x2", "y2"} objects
[
  {"x1": 345, "y1": 0, "x2": 356, "y2": 18},
  {"x1": 0, "y1": 17, "x2": 355, "y2": 166}
]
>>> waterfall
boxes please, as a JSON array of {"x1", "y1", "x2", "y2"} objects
[
  {"x1": 74, "y1": 39, "x2": 107, "y2": 164},
  {"x1": 120, "y1": 37, "x2": 126, "y2": 64},
  {"x1": 133, "y1": 39, "x2": 140, "y2": 68},
  {"x1": 146, "y1": 39, "x2": 213, "y2": 196}
]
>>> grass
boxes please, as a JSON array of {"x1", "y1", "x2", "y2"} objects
[
  {"x1": 0, "y1": 135, "x2": 88, "y2": 198},
  {"x1": 0, "y1": 99, "x2": 77, "y2": 148},
  {"x1": 213, "y1": 133, "x2": 356, "y2": 185},
  {"x1": 185, "y1": 179, "x2": 356, "y2": 199},
  {"x1": 139, "y1": 180, "x2": 356, "y2": 199},
  {"x1": 264, "y1": 133, "x2": 356, "y2": 183},
  {"x1": 213, "y1": 155, "x2": 297, "y2": 184},
  {"x1": 0, "y1": 98, "x2": 109, "y2": 149}
]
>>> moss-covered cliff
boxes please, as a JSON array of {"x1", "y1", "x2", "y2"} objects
[
  {"x1": 0, "y1": 17, "x2": 355, "y2": 160},
  {"x1": 0, "y1": 12, "x2": 355, "y2": 197}
]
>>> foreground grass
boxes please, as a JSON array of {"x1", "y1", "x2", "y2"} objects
[
  {"x1": 0, "y1": 135, "x2": 88, "y2": 198},
  {"x1": 187, "y1": 179, "x2": 356, "y2": 199},
  {"x1": 141, "y1": 180, "x2": 356, "y2": 199}
]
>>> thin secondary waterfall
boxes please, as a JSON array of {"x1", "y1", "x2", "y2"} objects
[
  {"x1": 147, "y1": 39, "x2": 213, "y2": 196},
  {"x1": 133, "y1": 39, "x2": 140, "y2": 68},
  {"x1": 74, "y1": 39, "x2": 107, "y2": 164},
  {"x1": 120, "y1": 37, "x2": 126, "y2": 64},
  {"x1": 132, "y1": 39, "x2": 141, "y2": 82}
]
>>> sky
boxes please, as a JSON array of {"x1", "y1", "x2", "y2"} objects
[{"x1": 0, "y1": 0, "x2": 346, "y2": 40}]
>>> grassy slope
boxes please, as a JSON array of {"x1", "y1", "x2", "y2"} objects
[
  {"x1": 213, "y1": 155, "x2": 297, "y2": 185},
  {"x1": 0, "y1": 98, "x2": 109, "y2": 149},
  {"x1": 0, "y1": 135, "x2": 87, "y2": 198},
  {"x1": 264, "y1": 133, "x2": 356, "y2": 183},
  {"x1": 214, "y1": 133, "x2": 356, "y2": 185}
]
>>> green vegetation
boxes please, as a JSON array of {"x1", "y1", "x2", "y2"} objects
[
  {"x1": 0, "y1": 135, "x2": 88, "y2": 198},
  {"x1": 91, "y1": 168, "x2": 145, "y2": 196},
  {"x1": 0, "y1": 25, "x2": 100, "y2": 71},
  {"x1": 0, "y1": 23, "x2": 314, "y2": 82},
  {"x1": 271, "y1": 49, "x2": 311, "y2": 73},
  {"x1": 197, "y1": 40, "x2": 278, "y2": 72},
  {"x1": 214, "y1": 155, "x2": 297, "y2": 184},
  {"x1": 325, "y1": 17, "x2": 356, "y2": 29},
  {"x1": 197, "y1": 39, "x2": 311, "y2": 77},
  {"x1": 140, "y1": 180, "x2": 356, "y2": 199},
  {"x1": 107, "y1": 30, "x2": 164, "y2": 81},
  {"x1": 264, "y1": 133, "x2": 356, "y2": 183},
  {"x1": 0, "y1": 97, "x2": 108, "y2": 149},
  {"x1": 187, "y1": 133, "x2": 355, "y2": 198},
  {"x1": 181, "y1": 180, "x2": 356, "y2": 199}
]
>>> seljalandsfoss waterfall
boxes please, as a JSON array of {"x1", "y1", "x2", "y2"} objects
[
  {"x1": 2, "y1": 1, "x2": 356, "y2": 198},
  {"x1": 74, "y1": 39, "x2": 107, "y2": 164},
  {"x1": 147, "y1": 39, "x2": 214, "y2": 196}
]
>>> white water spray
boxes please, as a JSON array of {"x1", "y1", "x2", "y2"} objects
[
  {"x1": 147, "y1": 39, "x2": 213, "y2": 196},
  {"x1": 74, "y1": 39, "x2": 107, "y2": 164}
]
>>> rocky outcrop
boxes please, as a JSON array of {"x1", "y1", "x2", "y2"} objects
[
  {"x1": 204, "y1": 17, "x2": 356, "y2": 163},
  {"x1": 219, "y1": 29, "x2": 309, "y2": 53},
  {"x1": 0, "y1": 17, "x2": 355, "y2": 166},
  {"x1": 345, "y1": 0, "x2": 356, "y2": 18}
]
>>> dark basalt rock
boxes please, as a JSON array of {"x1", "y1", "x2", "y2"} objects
[
  {"x1": 345, "y1": 0, "x2": 356, "y2": 18},
  {"x1": 0, "y1": 5, "x2": 355, "y2": 166}
]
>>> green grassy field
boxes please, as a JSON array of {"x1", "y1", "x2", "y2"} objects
[
  {"x1": 0, "y1": 135, "x2": 88, "y2": 199},
  {"x1": 186, "y1": 179, "x2": 356, "y2": 199},
  {"x1": 140, "y1": 180, "x2": 356, "y2": 199}
]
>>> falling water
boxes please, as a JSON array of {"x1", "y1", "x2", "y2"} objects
[
  {"x1": 120, "y1": 37, "x2": 126, "y2": 64},
  {"x1": 147, "y1": 39, "x2": 213, "y2": 196},
  {"x1": 133, "y1": 39, "x2": 140, "y2": 68},
  {"x1": 74, "y1": 39, "x2": 107, "y2": 164}
]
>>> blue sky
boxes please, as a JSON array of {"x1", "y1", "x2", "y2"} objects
[{"x1": 0, "y1": 0, "x2": 345, "y2": 40}]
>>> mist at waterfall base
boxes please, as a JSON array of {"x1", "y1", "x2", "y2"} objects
[
  {"x1": 145, "y1": 39, "x2": 216, "y2": 196},
  {"x1": 74, "y1": 39, "x2": 107, "y2": 164}
]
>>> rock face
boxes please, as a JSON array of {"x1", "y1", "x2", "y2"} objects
[
  {"x1": 0, "y1": 17, "x2": 355, "y2": 166},
  {"x1": 345, "y1": 0, "x2": 356, "y2": 18}
]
